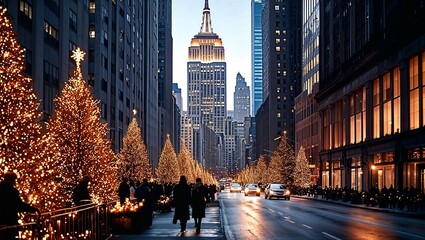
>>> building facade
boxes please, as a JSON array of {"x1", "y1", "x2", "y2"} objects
[
  {"x1": 187, "y1": 0, "x2": 226, "y2": 169},
  {"x1": 251, "y1": 0, "x2": 264, "y2": 116},
  {"x1": 294, "y1": 0, "x2": 320, "y2": 183},
  {"x1": 317, "y1": 0, "x2": 425, "y2": 192},
  {"x1": 255, "y1": 0, "x2": 302, "y2": 158},
  {"x1": 3, "y1": 0, "x2": 161, "y2": 166},
  {"x1": 234, "y1": 72, "x2": 251, "y2": 123}
]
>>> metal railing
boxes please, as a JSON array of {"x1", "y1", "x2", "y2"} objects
[{"x1": 0, "y1": 201, "x2": 115, "y2": 240}]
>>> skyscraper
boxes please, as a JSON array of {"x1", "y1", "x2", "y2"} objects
[
  {"x1": 251, "y1": 0, "x2": 264, "y2": 116},
  {"x1": 255, "y1": 0, "x2": 302, "y2": 158},
  {"x1": 172, "y1": 83, "x2": 183, "y2": 113},
  {"x1": 187, "y1": 0, "x2": 226, "y2": 168},
  {"x1": 233, "y1": 72, "x2": 250, "y2": 123}
]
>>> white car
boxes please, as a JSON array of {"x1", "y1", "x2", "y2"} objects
[
  {"x1": 244, "y1": 183, "x2": 260, "y2": 196},
  {"x1": 265, "y1": 183, "x2": 290, "y2": 200},
  {"x1": 230, "y1": 183, "x2": 242, "y2": 193}
]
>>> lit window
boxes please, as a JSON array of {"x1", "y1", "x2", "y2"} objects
[
  {"x1": 277, "y1": 113, "x2": 281, "y2": 118},
  {"x1": 275, "y1": 30, "x2": 280, "y2": 36},
  {"x1": 276, "y1": 46, "x2": 281, "y2": 52},
  {"x1": 89, "y1": 2, "x2": 96, "y2": 13},
  {"x1": 19, "y1": 0, "x2": 32, "y2": 19},
  {"x1": 44, "y1": 21, "x2": 58, "y2": 40},
  {"x1": 89, "y1": 25, "x2": 95, "y2": 38},
  {"x1": 275, "y1": 5, "x2": 279, "y2": 11}
]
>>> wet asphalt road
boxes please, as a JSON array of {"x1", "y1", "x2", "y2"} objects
[{"x1": 220, "y1": 191, "x2": 425, "y2": 240}]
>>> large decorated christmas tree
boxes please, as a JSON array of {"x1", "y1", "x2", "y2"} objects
[
  {"x1": 177, "y1": 140, "x2": 194, "y2": 183},
  {"x1": 293, "y1": 146, "x2": 312, "y2": 188},
  {"x1": 117, "y1": 114, "x2": 152, "y2": 181},
  {"x1": 269, "y1": 132, "x2": 296, "y2": 184},
  {"x1": 0, "y1": 6, "x2": 60, "y2": 211},
  {"x1": 48, "y1": 48, "x2": 117, "y2": 204},
  {"x1": 156, "y1": 134, "x2": 179, "y2": 183}
]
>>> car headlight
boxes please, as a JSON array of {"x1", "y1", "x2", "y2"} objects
[
  {"x1": 256, "y1": 188, "x2": 260, "y2": 193},
  {"x1": 285, "y1": 190, "x2": 290, "y2": 195},
  {"x1": 245, "y1": 188, "x2": 249, "y2": 193},
  {"x1": 270, "y1": 190, "x2": 275, "y2": 194}
]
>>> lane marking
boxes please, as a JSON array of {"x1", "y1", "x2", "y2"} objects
[
  {"x1": 268, "y1": 208, "x2": 275, "y2": 213},
  {"x1": 322, "y1": 232, "x2": 341, "y2": 240},
  {"x1": 302, "y1": 224, "x2": 312, "y2": 229},
  {"x1": 277, "y1": 212, "x2": 284, "y2": 215},
  {"x1": 286, "y1": 219, "x2": 295, "y2": 224}
]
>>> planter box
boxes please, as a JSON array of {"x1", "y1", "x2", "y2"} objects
[{"x1": 110, "y1": 213, "x2": 143, "y2": 234}]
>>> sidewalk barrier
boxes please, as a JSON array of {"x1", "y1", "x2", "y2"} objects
[{"x1": 0, "y1": 202, "x2": 115, "y2": 240}]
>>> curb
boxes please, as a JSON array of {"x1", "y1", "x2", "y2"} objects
[
  {"x1": 219, "y1": 199, "x2": 234, "y2": 240},
  {"x1": 292, "y1": 195, "x2": 425, "y2": 218}
]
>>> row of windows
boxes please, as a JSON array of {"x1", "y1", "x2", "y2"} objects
[{"x1": 323, "y1": 51, "x2": 425, "y2": 150}]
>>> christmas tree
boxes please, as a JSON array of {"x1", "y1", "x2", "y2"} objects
[
  {"x1": 293, "y1": 146, "x2": 312, "y2": 188},
  {"x1": 177, "y1": 140, "x2": 194, "y2": 183},
  {"x1": 117, "y1": 114, "x2": 152, "y2": 181},
  {"x1": 256, "y1": 155, "x2": 268, "y2": 184},
  {"x1": 269, "y1": 132, "x2": 296, "y2": 184},
  {"x1": 48, "y1": 48, "x2": 117, "y2": 204},
  {"x1": 156, "y1": 134, "x2": 179, "y2": 183},
  {"x1": 0, "y1": 6, "x2": 60, "y2": 211}
]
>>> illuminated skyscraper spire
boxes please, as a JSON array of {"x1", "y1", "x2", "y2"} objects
[{"x1": 200, "y1": 0, "x2": 213, "y2": 33}]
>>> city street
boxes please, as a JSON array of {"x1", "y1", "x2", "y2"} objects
[{"x1": 220, "y1": 191, "x2": 425, "y2": 240}]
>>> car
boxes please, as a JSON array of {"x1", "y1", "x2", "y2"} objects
[
  {"x1": 244, "y1": 183, "x2": 260, "y2": 196},
  {"x1": 230, "y1": 183, "x2": 242, "y2": 193},
  {"x1": 264, "y1": 183, "x2": 290, "y2": 200}
]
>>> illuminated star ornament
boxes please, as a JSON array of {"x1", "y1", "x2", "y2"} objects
[{"x1": 71, "y1": 47, "x2": 85, "y2": 73}]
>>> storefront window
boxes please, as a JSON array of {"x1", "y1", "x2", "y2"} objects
[
  {"x1": 351, "y1": 157, "x2": 362, "y2": 191},
  {"x1": 394, "y1": 67, "x2": 401, "y2": 133},
  {"x1": 409, "y1": 56, "x2": 419, "y2": 129},
  {"x1": 373, "y1": 78, "x2": 380, "y2": 138}
]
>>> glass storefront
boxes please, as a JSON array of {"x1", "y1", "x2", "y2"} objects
[{"x1": 351, "y1": 157, "x2": 362, "y2": 191}]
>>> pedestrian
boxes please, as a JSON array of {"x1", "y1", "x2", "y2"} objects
[
  {"x1": 72, "y1": 176, "x2": 91, "y2": 206},
  {"x1": 0, "y1": 172, "x2": 40, "y2": 239},
  {"x1": 129, "y1": 179, "x2": 136, "y2": 199},
  {"x1": 118, "y1": 177, "x2": 130, "y2": 204},
  {"x1": 172, "y1": 176, "x2": 191, "y2": 234},
  {"x1": 135, "y1": 178, "x2": 154, "y2": 228},
  {"x1": 191, "y1": 177, "x2": 209, "y2": 233}
]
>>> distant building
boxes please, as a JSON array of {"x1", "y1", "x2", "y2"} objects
[
  {"x1": 234, "y1": 73, "x2": 251, "y2": 123},
  {"x1": 251, "y1": 0, "x2": 265, "y2": 115},
  {"x1": 181, "y1": 112, "x2": 193, "y2": 156},
  {"x1": 187, "y1": 0, "x2": 227, "y2": 169},
  {"x1": 172, "y1": 83, "x2": 183, "y2": 113}
]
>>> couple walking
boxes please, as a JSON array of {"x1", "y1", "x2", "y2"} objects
[{"x1": 173, "y1": 176, "x2": 210, "y2": 234}]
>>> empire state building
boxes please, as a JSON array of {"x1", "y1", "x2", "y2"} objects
[{"x1": 187, "y1": 0, "x2": 227, "y2": 169}]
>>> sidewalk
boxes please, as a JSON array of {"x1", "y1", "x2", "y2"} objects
[
  {"x1": 112, "y1": 201, "x2": 225, "y2": 239},
  {"x1": 292, "y1": 195, "x2": 425, "y2": 217}
]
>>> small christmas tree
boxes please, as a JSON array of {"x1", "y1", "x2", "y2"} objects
[
  {"x1": 0, "y1": 6, "x2": 60, "y2": 211},
  {"x1": 48, "y1": 48, "x2": 117, "y2": 204},
  {"x1": 177, "y1": 140, "x2": 194, "y2": 183},
  {"x1": 156, "y1": 134, "x2": 179, "y2": 183},
  {"x1": 293, "y1": 146, "x2": 312, "y2": 188},
  {"x1": 256, "y1": 155, "x2": 268, "y2": 184},
  {"x1": 117, "y1": 114, "x2": 152, "y2": 181}
]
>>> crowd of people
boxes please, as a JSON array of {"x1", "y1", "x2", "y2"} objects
[
  {"x1": 117, "y1": 176, "x2": 218, "y2": 233},
  {"x1": 293, "y1": 184, "x2": 425, "y2": 212}
]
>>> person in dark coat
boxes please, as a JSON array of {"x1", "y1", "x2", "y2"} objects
[
  {"x1": 191, "y1": 177, "x2": 209, "y2": 233},
  {"x1": 135, "y1": 178, "x2": 154, "y2": 228},
  {"x1": 173, "y1": 176, "x2": 191, "y2": 233},
  {"x1": 118, "y1": 177, "x2": 130, "y2": 204},
  {"x1": 0, "y1": 172, "x2": 40, "y2": 239},
  {"x1": 72, "y1": 176, "x2": 91, "y2": 206}
]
